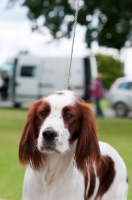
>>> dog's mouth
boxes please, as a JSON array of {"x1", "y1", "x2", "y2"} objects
[
  {"x1": 46, "y1": 146, "x2": 61, "y2": 154},
  {"x1": 45, "y1": 146, "x2": 54, "y2": 151},
  {"x1": 39, "y1": 144, "x2": 60, "y2": 154}
]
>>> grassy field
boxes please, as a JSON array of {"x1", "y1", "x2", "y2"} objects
[{"x1": 0, "y1": 107, "x2": 132, "y2": 199}]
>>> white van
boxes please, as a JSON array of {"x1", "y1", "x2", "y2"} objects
[{"x1": 0, "y1": 54, "x2": 97, "y2": 107}]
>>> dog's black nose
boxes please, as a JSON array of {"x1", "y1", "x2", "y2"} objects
[{"x1": 42, "y1": 130, "x2": 57, "y2": 141}]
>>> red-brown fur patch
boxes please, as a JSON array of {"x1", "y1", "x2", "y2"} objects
[
  {"x1": 19, "y1": 99, "x2": 50, "y2": 170},
  {"x1": 56, "y1": 92, "x2": 64, "y2": 95},
  {"x1": 73, "y1": 98, "x2": 101, "y2": 198},
  {"x1": 95, "y1": 156, "x2": 116, "y2": 199},
  {"x1": 87, "y1": 165, "x2": 96, "y2": 198},
  {"x1": 74, "y1": 98, "x2": 101, "y2": 175},
  {"x1": 62, "y1": 105, "x2": 81, "y2": 142}
]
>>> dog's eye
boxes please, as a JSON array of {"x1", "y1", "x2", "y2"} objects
[
  {"x1": 65, "y1": 113, "x2": 73, "y2": 118},
  {"x1": 40, "y1": 110, "x2": 47, "y2": 117}
]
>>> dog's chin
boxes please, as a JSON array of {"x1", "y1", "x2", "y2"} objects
[{"x1": 38, "y1": 145, "x2": 61, "y2": 154}]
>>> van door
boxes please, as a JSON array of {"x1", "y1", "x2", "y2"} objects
[
  {"x1": 70, "y1": 58, "x2": 85, "y2": 98},
  {"x1": 14, "y1": 57, "x2": 41, "y2": 103},
  {"x1": 40, "y1": 58, "x2": 68, "y2": 95},
  {"x1": 70, "y1": 57, "x2": 97, "y2": 101},
  {"x1": 83, "y1": 56, "x2": 98, "y2": 101}
]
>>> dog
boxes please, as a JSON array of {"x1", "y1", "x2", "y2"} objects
[{"x1": 19, "y1": 90, "x2": 128, "y2": 200}]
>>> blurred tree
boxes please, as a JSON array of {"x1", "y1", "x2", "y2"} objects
[
  {"x1": 8, "y1": 0, "x2": 132, "y2": 50},
  {"x1": 96, "y1": 54, "x2": 124, "y2": 89}
]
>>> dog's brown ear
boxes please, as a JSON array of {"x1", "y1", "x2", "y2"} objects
[
  {"x1": 19, "y1": 100, "x2": 42, "y2": 170},
  {"x1": 75, "y1": 99, "x2": 101, "y2": 174}
]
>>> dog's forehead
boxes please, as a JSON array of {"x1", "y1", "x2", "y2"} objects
[{"x1": 43, "y1": 90, "x2": 76, "y2": 109}]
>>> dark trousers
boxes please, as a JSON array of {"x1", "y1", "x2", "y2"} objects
[{"x1": 95, "y1": 98, "x2": 104, "y2": 117}]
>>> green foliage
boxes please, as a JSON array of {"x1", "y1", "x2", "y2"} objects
[
  {"x1": 96, "y1": 54, "x2": 124, "y2": 89},
  {"x1": 8, "y1": 0, "x2": 132, "y2": 49}
]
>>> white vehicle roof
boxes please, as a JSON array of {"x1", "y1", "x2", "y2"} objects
[{"x1": 115, "y1": 76, "x2": 132, "y2": 83}]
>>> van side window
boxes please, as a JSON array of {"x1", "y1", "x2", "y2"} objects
[{"x1": 20, "y1": 66, "x2": 36, "y2": 77}]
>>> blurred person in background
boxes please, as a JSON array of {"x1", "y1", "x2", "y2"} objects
[
  {"x1": 90, "y1": 74, "x2": 104, "y2": 117},
  {"x1": 0, "y1": 73, "x2": 4, "y2": 99},
  {"x1": 0, "y1": 72, "x2": 9, "y2": 100}
]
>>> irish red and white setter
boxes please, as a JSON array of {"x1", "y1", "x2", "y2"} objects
[{"x1": 19, "y1": 90, "x2": 128, "y2": 200}]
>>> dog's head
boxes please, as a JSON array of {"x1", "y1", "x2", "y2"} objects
[{"x1": 19, "y1": 90, "x2": 100, "y2": 172}]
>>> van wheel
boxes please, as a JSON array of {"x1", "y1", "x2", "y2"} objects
[
  {"x1": 13, "y1": 102, "x2": 21, "y2": 108},
  {"x1": 114, "y1": 102, "x2": 128, "y2": 117}
]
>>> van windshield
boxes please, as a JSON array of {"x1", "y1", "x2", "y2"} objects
[
  {"x1": 0, "y1": 62, "x2": 14, "y2": 76},
  {"x1": 0, "y1": 62, "x2": 14, "y2": 100}
]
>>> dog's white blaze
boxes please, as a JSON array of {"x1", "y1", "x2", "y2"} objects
[
  {"x1": 44, "y1": 90, "x2": 76, "y2": 107},
  {"x1": 38, "y1": 90, "x2": 76, "y2": 153}
]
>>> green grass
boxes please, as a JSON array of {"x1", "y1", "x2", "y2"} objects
[
  {"x1": 0, "y1": 108, "x2": 131, "y2": 199},
  {"x1": 0, "y1": 108, "x2": 27, "y2": 200}
]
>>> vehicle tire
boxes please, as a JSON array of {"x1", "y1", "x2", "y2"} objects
[
  {"x1": 114, "y1": 102, "x2": 128, "y2": 117},
  {"x1": 13, "y1": 102, "x2": 21, "y2": 108}
]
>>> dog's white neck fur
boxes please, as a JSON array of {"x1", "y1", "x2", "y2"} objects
[{"x1": 23, "y1": 151, "x2": 84, "y2": 200}]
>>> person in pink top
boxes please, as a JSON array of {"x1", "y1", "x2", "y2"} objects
[{"x1": 90, "y1": 75, "x2": 104, "y2": 117}]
